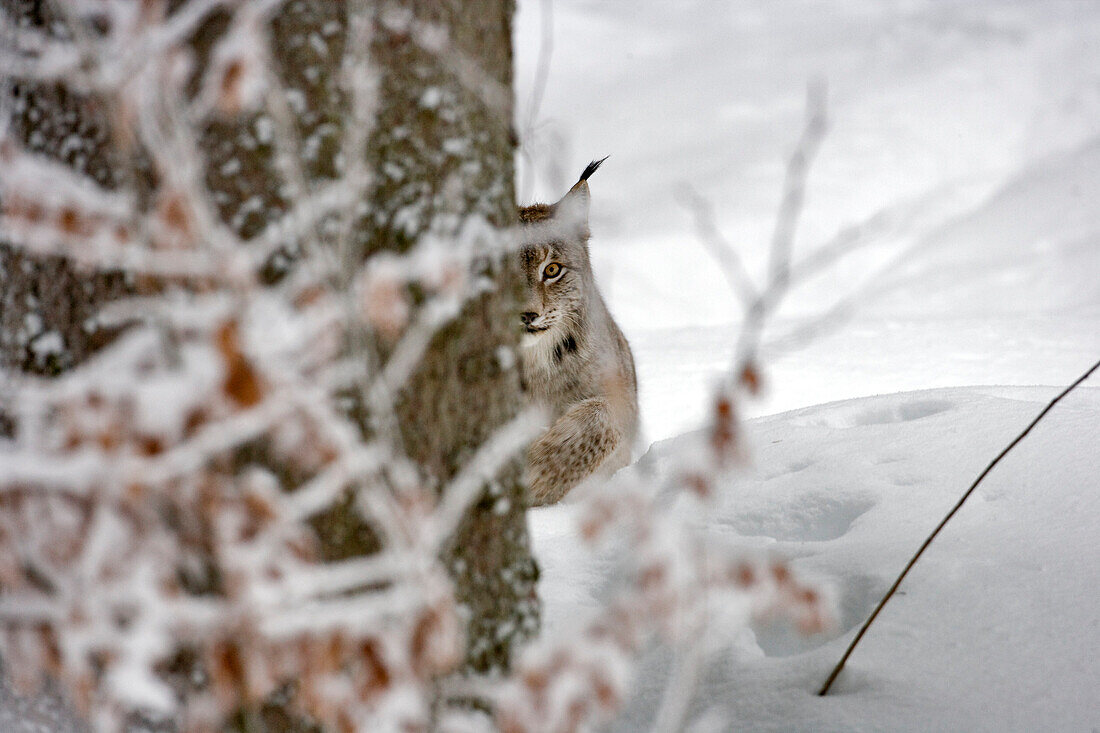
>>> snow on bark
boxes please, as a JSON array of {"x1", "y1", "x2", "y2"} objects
[{"x1": 1, "y1": 1, "x2": 535, "y2": 730}]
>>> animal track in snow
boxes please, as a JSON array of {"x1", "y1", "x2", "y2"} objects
[
  {"x1": 754, "y1": 572, "x2": 884, "y2": 657},
  {"x1": 786, "y1": 458, "x2": 814, "y2": 473},
  {"x1": 789, "y1": 398, "x2": 954, "y2": 429},
  {"x1": 724, "y1": 492, "x2": 875, "y2": 542},
  {"x1": 761, "y1": 457, "x2": 815, "y2": 481}
]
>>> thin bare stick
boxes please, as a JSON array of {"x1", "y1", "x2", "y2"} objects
[
  {"x1": 642, "y1": 85, "x2": 830, "y2": 730},
  {"x1": 760, "y1": 185, "x2": 974, "y2": 360},
  {"x1": 652, "y1": 627, "x2": 706, "y2": 733},
  {"x1": 523, "y1": 0, "x2": 555, "y2": 139},
  {"x1": 786, "y1": 184, "x2": 954, "y2": 286},
  {"x1": 818, "y1": 356, "x2": 1100, "y2": 696},
  {"x1": 679, "y1": 83, "x2": 829, "y2": 390},
  {"x1": 730, "y1": 81, "x2": 828, "y2": 380},
  {"x1": 518, "y1": 0, "x2": 555, "y2": 201},
  {"x1": 677, "y1": 185, "x2": 759, "y2": 307},
  {"x1": 765, "y1": 81, "x2": 828, "y2": 288}
]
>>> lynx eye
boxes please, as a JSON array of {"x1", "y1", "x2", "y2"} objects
[{"x1": 542, "y1": 262, "x2": 563, "y2": 280}]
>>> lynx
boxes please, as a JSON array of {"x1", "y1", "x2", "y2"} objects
[{"x1": 517, "y1": 158, "x2": 639, "y2": 506}]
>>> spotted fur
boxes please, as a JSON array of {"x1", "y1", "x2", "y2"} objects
[{"x1": 517, "y1": 161, "x2": 639, "y2": 506}]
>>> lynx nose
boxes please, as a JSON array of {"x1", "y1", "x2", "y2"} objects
[{"x1": 520, "y1": 312, "x2": 538, "y2": 326}]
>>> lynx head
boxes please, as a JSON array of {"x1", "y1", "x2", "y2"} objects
[{"x1": 517, "y1": 157, "x2": 607, "y2": 339}]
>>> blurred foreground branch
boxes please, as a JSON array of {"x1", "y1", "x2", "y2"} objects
[{"x1": 0, "y1": 1, "x2": 536, "y2": 730}]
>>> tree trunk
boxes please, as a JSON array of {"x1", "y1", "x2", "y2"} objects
[
  {"x1": 362, "y1": 0, "x2": 539, "y2": 676},
  {"x1": 1, "y1": 0, "x2": 535, "y2": 726}
]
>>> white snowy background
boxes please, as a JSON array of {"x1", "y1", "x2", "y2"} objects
[
  {"x1": 515, "y1": 1, "x2": 1100, "y2": 731},
  {"x1": 3, "y1": 1, "x2": 1098, "y2": 730}
]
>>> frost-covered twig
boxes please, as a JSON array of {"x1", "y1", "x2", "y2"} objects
[
  {"x1": 678, "y1": 82, "x2": 830, "y2": 392},
  {"x1": 496, "y1": 467, "x2": 834, "y2": 732},
  {"x1": 730, "y1": 81, "x2": 828, "y2": 382},
  {"x1": 677, "y1": 184, "x2": 759, "y2": 307},
  {"x1": 517, "y1": 0, "x2": 555, "y2": 201},
  {"x1": 650, "y1": 576, "x2": 707, "y2": 733},
  {"x1": 431, "y1": 406, "x2": 547, "y2": 552},
  {"x1": 5, "y1": 0, "x2": 230, "y2": 91},
  {"x1": 554, "y1": 81, "x2": 833, "y2": 733}
]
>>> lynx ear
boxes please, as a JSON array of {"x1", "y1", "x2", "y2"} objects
[
  {"x1": 554, "y1": 182, "x2": 589, "y2": 231},
  {"x1": 552, "y1": 156, "x2": 607, "y2": 235}
]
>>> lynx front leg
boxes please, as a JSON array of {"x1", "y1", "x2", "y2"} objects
[{"x1": 526, "y1": 397, "x2": 624, "y2": 506}]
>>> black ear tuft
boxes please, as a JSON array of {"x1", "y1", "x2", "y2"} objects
[{"x1": 579, "y1": 156, "x2": 609, "y2": 182}]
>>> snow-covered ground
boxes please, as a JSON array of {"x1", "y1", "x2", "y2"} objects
[
  {"x1": 535, "y1": 386, "x2": 1100, "y2": 731},
  {"x1": 517, "y1": 1, "x2": 1100, "y2": 730}
]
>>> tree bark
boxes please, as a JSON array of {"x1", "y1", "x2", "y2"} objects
[
  {"x1": 1, "y1": 0, "x2": 535, "y2": 725},
  {"x1": 361, "y1": 0, "x2": 539, "y2": 676}
]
